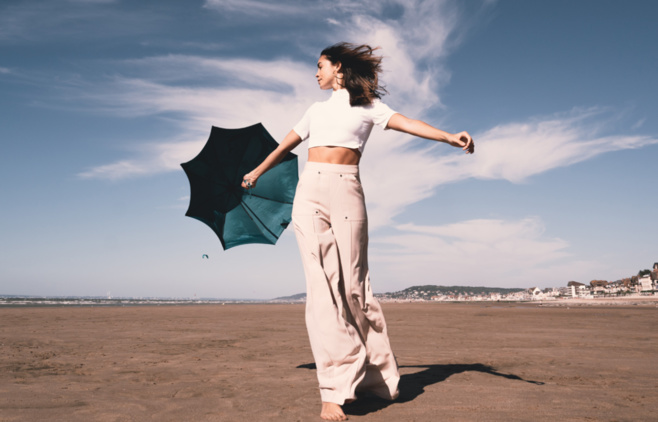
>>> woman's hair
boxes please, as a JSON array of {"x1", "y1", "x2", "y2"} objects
[{"x1": 321, "y1": 42, "x2": 387, "y2": 107}]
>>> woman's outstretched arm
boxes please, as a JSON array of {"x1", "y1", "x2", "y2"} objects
[
  {"x1": 241, "y1": 129, "x2": 303, "y2": 189},
  {"x1": 386, "y1": 113, "x2": 474, "y2": 154}
]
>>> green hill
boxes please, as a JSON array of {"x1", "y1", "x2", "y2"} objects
[
  {"x1": 273, "y1": 285, "x2": 525, "y2": 301},
  {"x1": 272, "y1": 292, "x2": 307, "y2": 301},
  {"x1": 386, "y1": 285, "x2": 524, "y2": 299}
]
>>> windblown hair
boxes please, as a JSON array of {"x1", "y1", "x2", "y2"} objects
[{"x1": 321, "y1": 42, "x2": 387, "y2": 107}]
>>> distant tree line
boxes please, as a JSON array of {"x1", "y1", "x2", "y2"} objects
[
  {"x1": 392, "y1": 285, "x2": 524, "y2": 297},
  {"x1": 638, "y1": 269, "x2": 651, "y2": 277}
]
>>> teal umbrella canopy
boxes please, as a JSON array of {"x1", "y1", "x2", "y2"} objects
[{"x1": 181, "y1": 124, "x2": 298, "y2": 250}]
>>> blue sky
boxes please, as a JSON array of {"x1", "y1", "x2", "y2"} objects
[{"x1": 1, "y1": 0, "x2": 656, "y2": 299}]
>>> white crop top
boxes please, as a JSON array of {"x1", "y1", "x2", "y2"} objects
[{"x1": 292, "y1": 89, "x2": 397, "y2": 154}]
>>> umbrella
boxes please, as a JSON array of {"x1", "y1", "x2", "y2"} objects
[{"x1": 181, "y1": 123, "x2": 298, "y2": 250}]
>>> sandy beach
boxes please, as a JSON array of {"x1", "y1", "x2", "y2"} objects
[{"x1": 1, "y1": 302, "x2": 656, "y2": 421}]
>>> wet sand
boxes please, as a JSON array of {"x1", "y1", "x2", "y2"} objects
[{"x1": 1, "y1": 303, "x2": 656, "y2": 421}]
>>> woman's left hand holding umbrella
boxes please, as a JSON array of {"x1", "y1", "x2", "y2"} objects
[
  {"x1": 241, "y1": 129, "x2": 303, "y2": 190},
  {"x1": 241, "y1": 170, "x2": 259, "y2": 190}
]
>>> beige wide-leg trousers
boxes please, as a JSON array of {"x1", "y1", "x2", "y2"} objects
[{"x1": 292, "y1": 162, "x2": 400, "y2": 405}]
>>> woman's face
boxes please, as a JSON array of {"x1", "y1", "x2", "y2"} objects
[{"x1": 315, "y1": 55, "x2": 341, "y2": 90}]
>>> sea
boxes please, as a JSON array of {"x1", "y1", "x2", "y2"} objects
[{"x1": 0, "y1": 295, "x2": 300, "y2": 307}]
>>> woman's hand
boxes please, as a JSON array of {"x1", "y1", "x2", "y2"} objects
[
  {"x1": 241, "y1": 171, "x2": 259, "y2": 189},
  {"x1": 448, "y1": 131, "x2": 475, "y2": 154},
  {"x1": 239, "y1": 130, "x2": 303, "y2": 191}
]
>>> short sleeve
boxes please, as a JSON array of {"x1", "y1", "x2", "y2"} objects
[
  {"x1": 292, "y1": 104, "x2": 314, "y2": 141},
  {"x1": 370, "y1": 99, "x2": 397, "y2": 129}
]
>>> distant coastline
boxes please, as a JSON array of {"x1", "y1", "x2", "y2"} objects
[
  {"x1": 4, "y1": 283, "x2": 657, "y2": 307},
  {"x1": 0, "y1": 296, "x2": 266, "y2": 307}
]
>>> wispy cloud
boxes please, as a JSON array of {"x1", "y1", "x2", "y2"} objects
[
  {"x1": 78, "y1": 138, "x2": 206, "y2": 181},
  {"x1": 75, "y1": 55, "x2": 321, "y2": 180},
  {"x1": 432, "y1": 108, "x2": 658, "y2": 185},
  {"x1": 203, "y1": 0, "x2": 308, "y2": 16},
  {"x1": 75, "y1": 0, "x2": 464, "y2": 183},
  {"x1": 370, "y1": 217, "x2": 599, "y2": 289},
  {"x1": 70, "y1": 0, "x2": 658, "y2": 234},
  {"x1": 67, "y1": 0, "x2": 117, "y2": 3},
  {"x1": 203, "y1": 0, "x2": 383, "y2": 18},
  {"x1": 357, "y1": 108, "x2": 658, "y2": 228},
  {"x1": 631, "y1": 118, "x2": 646, "y2": 130}
]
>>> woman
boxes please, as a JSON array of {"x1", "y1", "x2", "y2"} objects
[{"x1": 242, "y1": 42, "x2": 474, "y2": 421}]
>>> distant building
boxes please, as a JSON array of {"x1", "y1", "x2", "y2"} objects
[
  {"x1": 557, "y1": 286, "x2": 572, "y2": 297},
  {"x1": 638, "y1": 276, "x2": 654, "y2": 292},
  {"x1": 567, "y1": 284, "x2": 589, "y2": 298},
  {"x1": 543, "y1": 288, "x2": 560, "y2": 297},
  {"x1": 606, "y1": 280, "x2": 629, "y2": 295},
  {"x1": 590, "y1": 280, "x2": 608, "y2": 295},
  {"x1": 527, "y1": 287, "x2": 539, "y2": 299}
]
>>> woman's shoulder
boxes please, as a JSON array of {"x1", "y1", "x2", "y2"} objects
[
  {"x1": 367, "y1": 98, "x2": 382, "y2": 107},
  {"x1": 300, "y1": 101, "x2": 321, "y2": 115},
  {"x1": 363, "y1": 97, "x2": 394, "y2": 112}
]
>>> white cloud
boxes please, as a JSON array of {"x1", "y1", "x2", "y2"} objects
[
  {"x1": 78, "y1": 138, "x2": 206, "y2": 181},
  {"x1": 335, "y1": 0, "x2": 460, "y2": 111},
  {"x1": 631, "y1": 118, "x2": 646, "y2": 130},
  {"x1": 357, "y1": 107, "x2": 658, "y2": 229},
  {"x1": 430, "y1": 109, "x2": 658, "y2": 185},
  {"x1": 72, "y1": 2, "x2": 456, "y2": 179},
  {"x1": 72, "y1": 0, "x2": 463, "y2": 183},
  {"x1": 0, "y1": 67, "x2": 9, "y2": 74},
  {"x1": 370, "y1": 217, "x2": 599, "y2": 289},
  {"x1": 203, "y1": 0, "x2": 383, "y2": 18},
  {"x1": 67, "y1": 0, "x2": 117, "y2": 3},
  {"x1": 203, "y1": 0, "x2": 306, "y2": 16},
  {"x1": 73, "y1": 1, "x2": 461, "y2": 191},
  {"x1": 118, "y1": 54, "x2": 312, "y2": 92},
  {"x1": 71, "y1": 1, "x2": 658, "y2": 234},
  {"x1": 78, "y1": 159, "x2": 151, "y2": 180},
  {"x1": 75, "y1": 55, "x2": 322, "y2": 180}
]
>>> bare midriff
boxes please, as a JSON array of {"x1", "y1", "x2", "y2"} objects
[{"x1": 307, "y1": 146, "x2": 361, "y2": 165}]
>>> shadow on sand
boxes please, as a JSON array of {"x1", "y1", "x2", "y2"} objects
[{"x1": 297, "y1": 363, "x2": 544, "y2": 416}]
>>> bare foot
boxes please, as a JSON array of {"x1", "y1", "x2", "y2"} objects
[{"x1": 321, "y1": 402, "x2": 347, "y2": 421}]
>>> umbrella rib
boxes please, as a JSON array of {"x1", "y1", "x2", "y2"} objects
[
  {"x1": 240, "y1": 202, "x2": 280, "y2": 239},
  {"x1": 247, "y1": 193, "x2": 293, "y2": 205}
]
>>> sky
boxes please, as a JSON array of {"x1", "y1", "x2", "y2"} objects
[{"x1": 1, "y1": 0, "x2": 657, "y2": 299}]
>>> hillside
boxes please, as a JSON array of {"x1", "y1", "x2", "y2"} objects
[
  {"x1": 272, "y1": 292, "x2": 307, "y2": 301},
  {"x1": 396, "y1": 285, "x2": 523, "y2": 295},
  {"x1": 273, "y1": 285, "x2": 524, "y2": 301}
]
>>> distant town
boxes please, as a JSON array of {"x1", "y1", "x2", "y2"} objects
[
  {"x1": 377, "y1": 262, "x2": 658, "y2": 303},
  {"x1": 274, "y1": 261, "x2": 658, "y2": 303}
]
